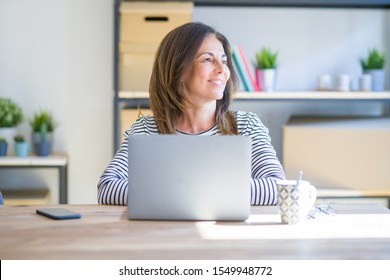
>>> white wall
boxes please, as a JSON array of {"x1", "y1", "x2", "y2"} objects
[
  {"x1": 0, "y1": 1, "x2": 388, "y2": 203},
  {"x1": 0, "y1": 0, "x2": 113, "y2": 204}
]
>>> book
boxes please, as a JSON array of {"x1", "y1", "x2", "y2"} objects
[
  {"x1": 232, "y1": 45, "x2": 254, "y2": 92},
  {"x1": 236, "y1": 44, "x2": 259, "y2": 91}
]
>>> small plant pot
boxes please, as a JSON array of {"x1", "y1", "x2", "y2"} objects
[
  {"x1": 0, "y1": 127, "x2": 17, "y2": 155},
  {"x1": 363, "y1": 69, "x2": 385, "y2": 91},
  {"x1": 14, "y1": 142, "x2": 29, "y2": 157},
  {"x1": 0, "y1": 142, "x2": 8, "y2": 156},
  {"x1": 261, "y1": 69, "x2": 277, "y2": 92},
  {"x1": 32, "y1": 132, "x2": 53, "y2": 155},
  {"x1": 35, "y1": 142, "x2": 51, "y2": 157}
]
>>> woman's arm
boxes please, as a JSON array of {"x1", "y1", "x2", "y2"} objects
[
  {"x1": 97, "y1": 140, "x2": 129, "y2": 205},
  {"x1": 97, "y1": 116, "x2": 158, "y2": 205},
  {"x1": 238, "y1": 112, "x2": 286, "y2": 205}
]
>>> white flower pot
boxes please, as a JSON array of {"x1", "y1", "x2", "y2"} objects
[
  {"x1": 363, "y1": 69, "x2": 385, "y2": 91},
  {"x1": 261, "y1": 69, "x2": 277, "y2": 92}
]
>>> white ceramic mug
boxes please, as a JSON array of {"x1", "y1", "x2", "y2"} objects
[{"x1": 277, "y1": 180, "x2": 317, "y2": 225}]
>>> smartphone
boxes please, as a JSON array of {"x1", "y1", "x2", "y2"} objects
[{"x1": 36, "y1": 208, "x2": 81, "y2": 220}]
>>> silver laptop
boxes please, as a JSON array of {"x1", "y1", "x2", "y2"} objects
[{"x1": 127, "y1": 135, "x2": 251, "y2": 221}]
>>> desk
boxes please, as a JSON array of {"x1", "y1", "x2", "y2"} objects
[
  {"x1": 0, "y1": 204, "x2": 389, "y2": 260},
  {"x1": 0, "y1": 154, "x2": 68, "y2": 204}
]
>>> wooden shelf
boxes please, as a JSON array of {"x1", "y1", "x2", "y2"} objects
[{"x1": 119, "y1": 91, "x2": 390, "y2": 101}]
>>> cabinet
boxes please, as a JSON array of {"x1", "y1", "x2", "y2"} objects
[
  {"x1": 0, "y1": 154, "x2": 68, "y2": 204},
  {"x1": 113, "y1": 0, "x2": 390, "y2": 153}
]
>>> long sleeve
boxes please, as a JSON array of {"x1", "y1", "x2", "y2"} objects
[
  {"x1": 236, "y1": 111, "x2": 286, "y2": 205},
  {"x1": 97, "y1": 116, "x2": 159, "y2": 205},
  {"x1": 97, "y1": 140, "x2": 129, "y2": 205}
]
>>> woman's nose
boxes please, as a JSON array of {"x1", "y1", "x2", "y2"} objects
[{"x1": 214, "y1": 60, "x2": 225, "y2": 73}]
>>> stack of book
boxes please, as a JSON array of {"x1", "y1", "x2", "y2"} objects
[{"x1": 232, "y1": 45, "x2": 260, "y2": 92}]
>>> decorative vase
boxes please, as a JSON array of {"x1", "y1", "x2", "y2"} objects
[
  {"x1": 0, "y1": 142, "x2": 7, "y2": 156},
  {"x1": 0, "y1": 127, "x2": 17, "y2": 155},
  {"x1": 15, "y1": 142, "x2": 29, "y2": 157},
  {"x1": 261, "y1": 69, "x2": 277, "y2": 92},
  {"x1": 363, "y1": 69, "x2": 385, "y2": 91}
]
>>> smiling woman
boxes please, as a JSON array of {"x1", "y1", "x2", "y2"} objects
[
  {"x1": 97, "y1": 22, "x2": 286, "y2": 206},
  {"x1": 179, "y1": 34, "x2": 231, "y2": 131},
  {"x1": 149, "y1": 22, "x2": 239, "y2": 135}
]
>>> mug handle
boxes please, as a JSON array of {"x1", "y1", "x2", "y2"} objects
[{"x1": 309, "y1": 185, "x2": 317, "y2": 208}]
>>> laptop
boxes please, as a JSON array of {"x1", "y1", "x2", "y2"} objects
[{"x1": 127, "y1": 135, "x2": 251, "y2": 221}]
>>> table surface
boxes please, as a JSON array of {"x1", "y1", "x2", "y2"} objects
[{"x1": 1, "y1": 203, "x2": 389, "y2": 260}]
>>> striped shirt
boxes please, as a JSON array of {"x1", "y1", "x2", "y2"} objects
[{"x1": 97, "y1": 110, "x2": 286, "y2": 206}]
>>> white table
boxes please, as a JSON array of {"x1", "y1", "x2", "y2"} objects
[{"x1": 0, "y1": 154, "x2": 68, "y2": 203}]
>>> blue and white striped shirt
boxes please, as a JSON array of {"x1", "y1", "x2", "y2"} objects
[{"x1": 97, "y1": 110, "x2": 286, "y2": 205}]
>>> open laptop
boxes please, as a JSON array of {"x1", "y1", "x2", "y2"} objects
[{"x1": 127, "y1": 135, "x2": 251, "y2": 221}]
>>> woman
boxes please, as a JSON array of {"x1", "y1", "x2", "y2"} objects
[{"x1": 98, "y1": 22, "x2": 285, "y2": 205}]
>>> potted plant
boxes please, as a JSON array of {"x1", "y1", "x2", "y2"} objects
[
  {"x1": 255, "y1": 47, "x2": 279, "y2": 92},
  {"x1": 30, "y1": 110, "x2": 56, "y2": 156},
  {"x1": 0, "y1": 97, "x2": 23, "y2": 155},
  {"x1": 0, "y1": 137, "x2": 8, "y2": 156},
  {"x1": 14, "y1": 135, "x2": 29, "y2": 157},
  {"x1": 360, "y1": 48, "x2": 386, "y2": 91}
]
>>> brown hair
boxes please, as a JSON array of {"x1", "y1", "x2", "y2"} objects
[{"x1": 149, "y1": 22, "x2": 238, "y2": 134}]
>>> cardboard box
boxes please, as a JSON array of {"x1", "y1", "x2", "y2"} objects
[
  {"x1": 119, "y1": 44, "x2": 156, "y2": 91},
  {"x1": 120, "y1": 2, "x2": 193, "y2": 44},
  {"x1": 119, "y1": 2, "x2": 193, "y2": 91},
  {"x1": 283, "y1": 116, "x2": 390, "y2": 192}
]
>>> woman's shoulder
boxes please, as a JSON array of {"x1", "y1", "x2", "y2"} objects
[
  {"x1": 231, "y1": 110, "x2": 267, "y2": 134},
  {"x1": 125, "y1": 115, "x2": 159, "y2": 136},
  {"x1": 231, "y1": 110, "x2": 262, "y2": 124}
]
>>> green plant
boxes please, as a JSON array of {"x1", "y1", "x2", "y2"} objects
[
  {"x1": 14, "y1": 135, "x2": 25, "y2": 143},
  {"x1": 255, "y1": 47, "x2": 279, "y2": 69},
  {"x1": 0, "y1": 97, "x2": 23, "y2": 128},
  {"x1": 30, "y1": 110, "x2": 56, "y2": 133},
  {"x1": 360, "y1": 48, "x2": 386, "y2": 69},
  {"x1": 0, "y1": 137, "x2": 7, "y2": 144}
]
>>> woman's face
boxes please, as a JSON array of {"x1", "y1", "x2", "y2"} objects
[{"x1": 181, "y1": 34, "x2": 230, "y2": 107}]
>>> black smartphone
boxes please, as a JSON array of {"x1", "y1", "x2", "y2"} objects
[{"x1": 36, "y1": 208, "x2": 81, "y2": 220}]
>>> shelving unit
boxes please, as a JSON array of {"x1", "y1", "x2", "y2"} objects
[
  {"x1": 120, "y1": 90, "x2": 390, "y2": 101},
  {"x1": 113, "y1": 0, "x2": 390, "y2": 153}
]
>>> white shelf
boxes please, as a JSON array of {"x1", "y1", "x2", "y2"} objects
[
  {"x1": 0, "y1": 154, "x2": 68, "y2": 166},
  {"x1": 119, "y1": 91, "x2": 150, "y2": 99},
  {"x1": 119, "y1": 91, "x2": 390, "y2": 100}
]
